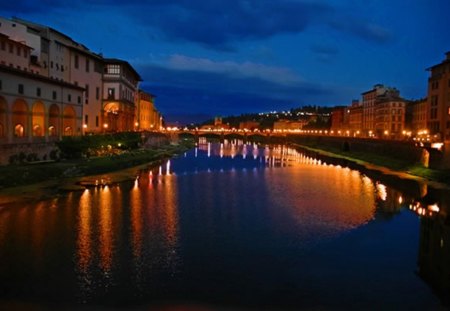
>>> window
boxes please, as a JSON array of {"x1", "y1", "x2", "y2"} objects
[
  {"x1": 68, "y1": 94, "x2": 71, "y2": 102},
  {"x1": 77, "y1": 96, "x2": 81, "y2": 104},
  {"x1": 36, "y1": 87, "x2": 41, "y2": 97},
  {"x1": 0, "y1": 80, "x2": 2, "y2": 90},
  {"x1": 8, "y1": 43, "x2": 13, "y2": 53},
  {"x1": 96, "y1": 116, "x2": 99, "y2": 127},
  {"x1": 431, "y1": 96, "x2": 438, "y2": 107},
  {"x1": 52, "y1": 91, "x2": 57, "y2": 100},
  {"x1": 17, "y1": 46, "x2": 21, "y2": 56},
  {"x1": 108, "y1": 88, "x2": 115, "y2": 99},
  {"x1": 23, "y1": 49, "x2": 28, "y2": 58},
  {"x1": 51, "y1": 61, "x2": 53, "y2": 69},
  {"x1": 85, "y1": 84, "x2": 89, "y2": 104},
  {"x1": 86, "y1": 59, "x2": 90, "y2": 72},
  {"x1": 18, "y1": 84, "x2": 24, "y2": 94},
  {"x1": 0, "y1": 40, "x2": 5, "y2": 50},
  {"x1": 74, "y1": 55, "x2": 79, "y2": 69},
  {"x1": 105, "y1": 64, "x2": 120, "y2": 74},
  {"x1": 96, "y1": 87, "x2": 99, "y2": 100},
  {"x1": 85, "y1": 115, "x2": 88, "y2": 124}
]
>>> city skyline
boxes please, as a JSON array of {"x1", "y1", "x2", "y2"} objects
[{"x1": 1, "y1": 0, "x2": 450, "y2": 123}]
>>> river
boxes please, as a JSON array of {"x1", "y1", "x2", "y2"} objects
[{"x1": 0, "y1": 140, "x2": 448, "y2": 310}]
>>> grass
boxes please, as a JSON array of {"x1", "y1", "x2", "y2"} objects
[
  {"x1": 0, "y1": 140, "x2": 194, "y2": 189},
  {"x1": 289, "y1": 141, "x2": 450, "y2": 185}
]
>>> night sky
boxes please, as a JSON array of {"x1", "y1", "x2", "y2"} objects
[{"x1": 2, "y1": 0, "x2": 450, "y2": 123}]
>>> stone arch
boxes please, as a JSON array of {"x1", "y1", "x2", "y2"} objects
[
  {"x1": 104, "y1": 102, "x2": 120, "y2": 132},
  {"x1": 63, "y1": 105, "x2": 76, "y2": 136},
  {"x1": 12, "y1": 99, "x2": 28, "y2": 137},
  {"x1": 32, "y1": 101, "x2": 45, "y2": 137},
  {"x1": 0, "y1": 96, "x2": 6, "y2": 138},
  {"x1": 48, "y1": 104, "x2": 60, "y2": 137}
]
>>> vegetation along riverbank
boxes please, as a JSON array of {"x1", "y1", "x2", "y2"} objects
[
  {"x1": 0, "y1": 132, "x2": 194, "y2": 204},
  {"x1": 286, "y1": 135, "x2": 450, "y2": 188}
]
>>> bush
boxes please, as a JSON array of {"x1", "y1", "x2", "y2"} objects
[
  {"x1": 26, "y1": 153, "x2": 39, "y2": 162},
  {"x1": 49, "y1": 149, "x2": 59, "y2": 160},
  {"x1": 8, "y1": 154, "x2": 19, "y2": 165}
]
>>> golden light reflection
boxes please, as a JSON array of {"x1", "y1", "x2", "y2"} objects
[
  {"x1": 166, "y1": 159, "x2": 171, "y2": 175},
  {"x1": 130, "y1": 179, "x2": 143, "y2": 261},
  {"x1": 264, "y1": 148, "x2": 378, "y2": 238},
  {"x1": 99, "y1": 185, "x2": 113, "y2": 273},
  {"x1": 77, "y1": 189, "x2": 92, "y2": 273},
  {"x1": 376, "y1": 183, "x2": 387, "y2": 201}
]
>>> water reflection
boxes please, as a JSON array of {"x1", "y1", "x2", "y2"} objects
[
  {"x1": 0, "y1": 142, "x2": 448, "y2": 308},
  {"x1": 415, "y1": 189, "x2": 450, "y2": 306}
]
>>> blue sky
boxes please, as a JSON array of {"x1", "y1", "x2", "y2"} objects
[{"x1": 2, "y1": 0, "x2": 450, "y2": 123}]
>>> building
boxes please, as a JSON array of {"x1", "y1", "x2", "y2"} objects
[
  {"x1": 330, "y1": 106, "x2": 347, "y2": 131},
  {"x1": 348, "y1": 100, "x2": 363, "y2": 133},
  {"x1": 0, "y1": 34, "x2": 84, "y2": 164},
  {"x1": 374, "y1": 96, "x2": 406, "y2": 139},
  {"x1": 239, "y1": 121, "x2": 260, "y2": 131},
  {"x1": 427, "y1": 52, "x2": 450, "y2": 141},
  {"x1": 361, "y1": 84, "x2": 404, "y2": 138},
  {"x1": 0, "y1": 17, "x2": 105, "y2": 134},
  {"x1": 273, "y1": 119, "x2": 306, "y2": 131},
  {"x1": 102, "y1": 59, "x2": 142, "y2": 132},
  {"x1": 137, "y1": 90, "x2": 161, "y2": 131},
  {"x1": 410, "y1": 98, "x2": 428, "y2": 135}
]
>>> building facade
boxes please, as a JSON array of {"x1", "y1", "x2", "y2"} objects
[
  {"x1": 374, "y1": 98, "x2": 406, "y2": 139},
  {"x1": 427, "y1": 52, "x2": 450, "y2": 141},
  {"x1": 137, "y1": 90, "x2": 161, "y2": 131},
  {"x1": 330, "y1": 106, "x2": 347, "y2": 131},
  {"x1": 102, "y1": 59, "x2": 141, "y2": 132},
  {"x1": 348, "y1": 100, "x2": 363, "y2": 133},
  {"x1": 0, "y1": 17, "x2": 105, "y2": 134},
  {"x1": 410, "y1": 98, "x2": 428, "y2": 134}
]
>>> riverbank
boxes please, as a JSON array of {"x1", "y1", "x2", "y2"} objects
[
  {"x1": 289, "y1": 142, "x2": 450, "y2": 191},
  {"x1": 0, "y1": 140, "x2": 194, "y2": 205}
]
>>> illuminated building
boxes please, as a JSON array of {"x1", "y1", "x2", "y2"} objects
[
  {"x1": 0, "y1": 34, "x2": 84, "y2": 164},
  {"x1": 426, "y1": 52, "x2": 450, "y2": 141},
  {"x1": 348, "y1": 100, "x2": 363, "y2": 132},
  {"x1": 362, "y1": 84, "x2": 404, "y2": 138},
  {"x1": 137, "y1": 90, "x2": 162, "y2": 131},
  {"x1": 102, "y1": 59, "x2": 141, "y2": 132},
  {"x1": 410, "y1": 98, "x2": 428, "y2": 134},
  {"x1": 374, "y1": 96, "x2": 406, "y2": 140},
  {"x1": 330, "y1": 106, "x2": 347, "y2": 131},
  {"x1": 0, "y1": 17, "x2": 104, "y2": 134}
]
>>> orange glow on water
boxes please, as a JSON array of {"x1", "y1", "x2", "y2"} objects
[
  {"x1": 99, "y1": 186, "x2": 113, "y2": 273},
  {"x1": 77, "y1": 189, "x2": 92, "y2": 273}
]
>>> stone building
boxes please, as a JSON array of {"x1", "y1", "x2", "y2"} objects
[
  {"x1": 137, "y1": 90, "x2": 161, "y2": 131},
  {"x1": 0, "y1": 17, "x2": 105, "y2": 134},
  {"x1": 410, "y1": 98, "x2": 428, "y2": 134},
  {"x1": 348, "y1": 100, "x2": 363, "y2": 133},
  {"x1": 102, "y1": 59, "x2": 141, "y2": 132},
  {"x1": 0, "y1": 32, "x2": 84, "y2": 164},
  {"x1": 427, "y1": 52, "x2": 450, "y2": 141}
]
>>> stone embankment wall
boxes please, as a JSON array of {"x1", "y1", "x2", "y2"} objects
[
  {"x1": 287, "y1": 135, "x2": 440, "y2": 168},
  {"x1": 0, "y1": 142, "x2": 58, "y2": 165}
]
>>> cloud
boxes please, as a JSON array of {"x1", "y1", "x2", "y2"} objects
[
  {"x1": 329, "y1": 18, "x2": 392, "y2": 43},
  {"x1": 1, "y1": 0, "x2": 393, "y2": 49},
  {"x1": 135, "y1": 58, "x2": 334, "y2": 117},
  {"x1": 166, "y1": 54, "x2": 303, "y2": 86}
]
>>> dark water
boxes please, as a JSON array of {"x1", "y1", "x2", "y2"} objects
[{"x1": 0, "y1": 141, "x2": 449, "y2": 310}]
